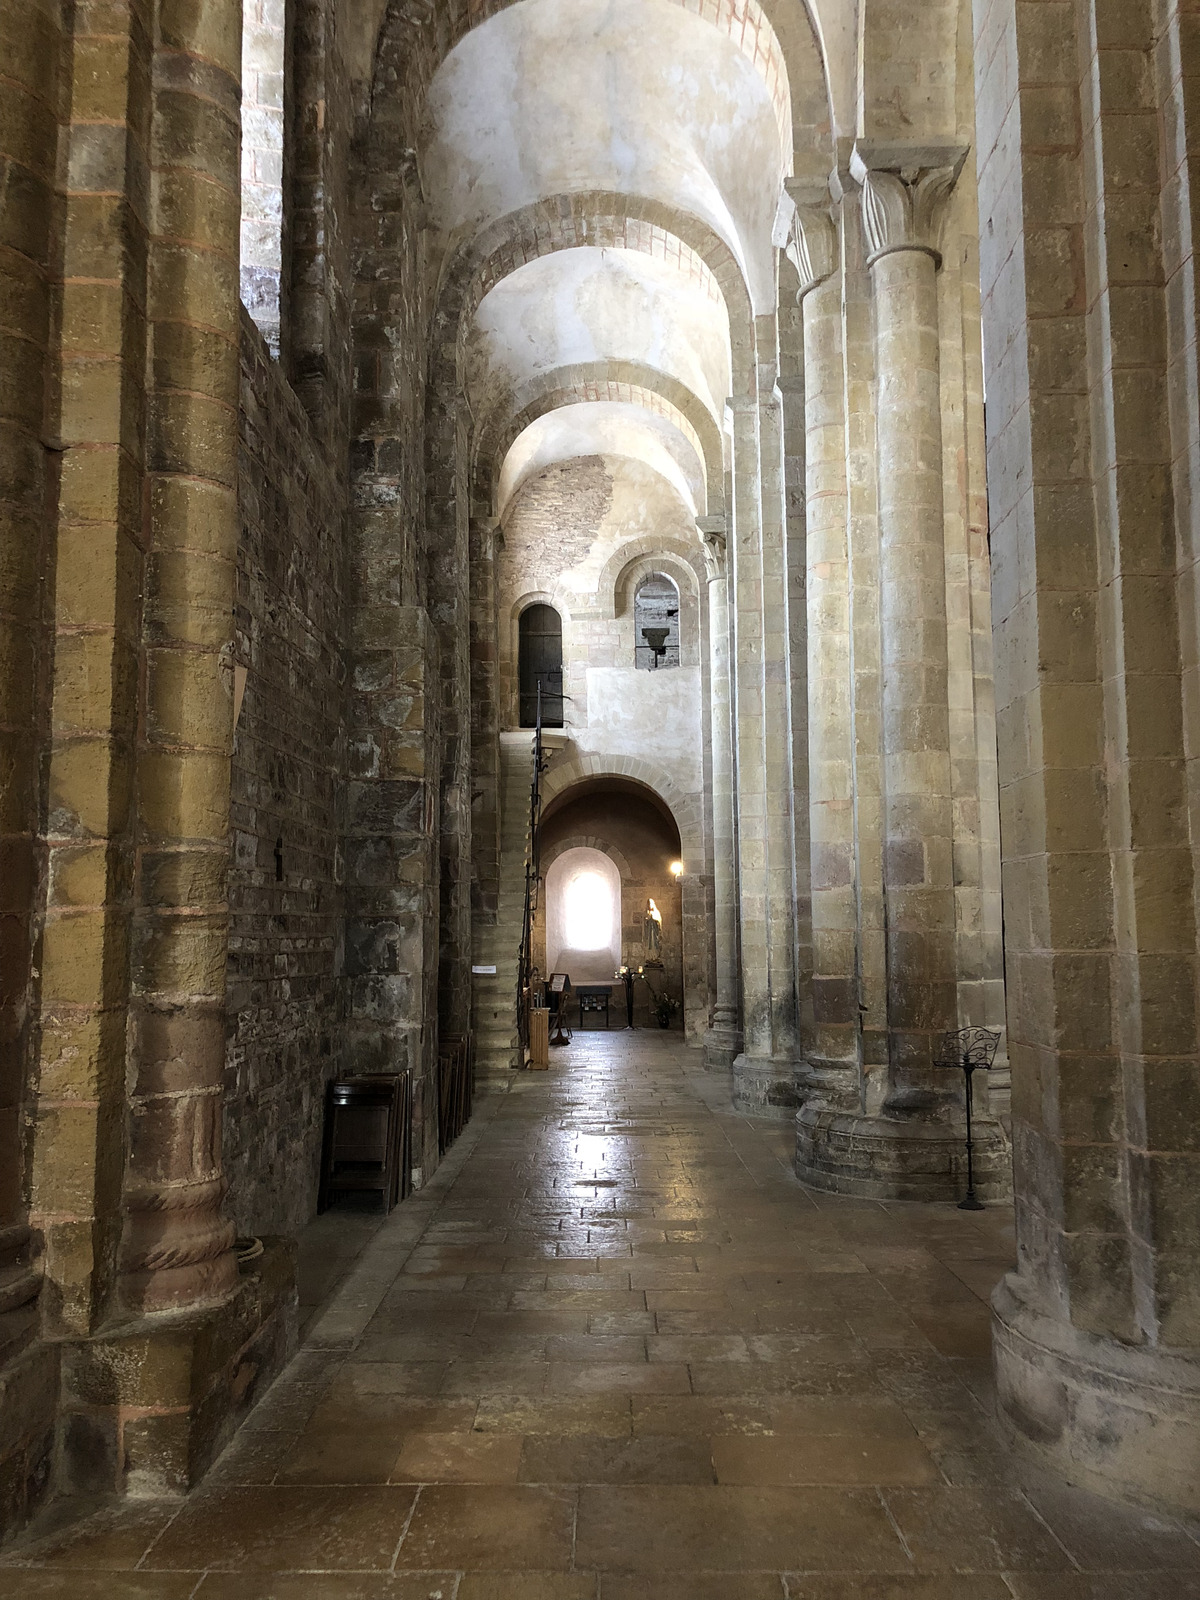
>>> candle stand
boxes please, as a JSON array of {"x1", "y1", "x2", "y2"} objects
[{"x1": 935, "y1": 1027, "x2": 1002, "y2": 1210}]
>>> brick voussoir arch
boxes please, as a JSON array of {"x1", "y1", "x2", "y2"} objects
[{"x1": 540, "y1": 755, "x2": 704, "y2": 866}]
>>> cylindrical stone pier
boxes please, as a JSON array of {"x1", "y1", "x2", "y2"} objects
[
  {"x1": 873, "y1": 239, "x2": 958, "y2": 1100},
  {"x1": 700, "y1": 518, "x2": 741, "y2": 1069},
  {"x1": 796, "y1": 154, "x2": 1007, "y2": 1200},
  {"x1": 791, "y1": 207, "x2": 859, "y2": 1105},
  {"x1": 120, "y1": 0, "x2": 243, "y2": 1315},
  {"x1": 729, "y1": 381, "x2": 801, "y2": 1115}
]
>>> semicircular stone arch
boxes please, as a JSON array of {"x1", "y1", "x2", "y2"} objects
[
  {"x1": 509, "y1": 587, "x2": 573, "y2": 628},
  {"x1": 540, "y1": 834, "x2": 634, "y2": 883},
  {"x1": 539, "y1": 755, "x2": 704, "y2": 868},
  {"x1": 441, "y1": 192, "x2": 756, "y2": 396},
  {"x1": 477, "y1": 362, "x2": 724, "y2": 512},
  {"x1": 593, "y1": 537, "x2": 709, "y2": 623}
]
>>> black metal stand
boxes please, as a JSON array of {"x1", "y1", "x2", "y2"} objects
[
  {"x1": 958, "y1": 1060, "x2": 985, "y2": 1210},
  {"x1": 936, "y1": 1026, "x2": 1000, "y2": 1211}
]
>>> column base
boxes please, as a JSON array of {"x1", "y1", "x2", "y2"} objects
[
  {"x1": 795, "y1": 1100, "x2": 1011, "y2": 1201},
  {"x1": 57, "y1": 1236, "x2": 297, "y2": 1498},
  {"x1": 704, "y1": 1023, "x2": 742, "y2": 1072},
  {"x1": 0, "y1": 1320, "x2": 57, "y2": 1544},
  {"x1": 993, "y1": 1272, "x2": 1200, "y2": 1516},
  {"x1": 732, "y1": 1054, "x2": 804, "y2": 1118}
]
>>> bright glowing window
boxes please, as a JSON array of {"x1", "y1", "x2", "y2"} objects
[{"x1": 564, "y1": 871, "x2": 613, "y2": 950}]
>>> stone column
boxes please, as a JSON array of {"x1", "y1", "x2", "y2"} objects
[
  {"x1": 796, "y1": 149, "x2": 1006, "y2": 1198},
  {"x1": 0, "y1": 0, "x2": 64, "y2": 1534},
  {"x1": 119, "y1": 0, "x2": 244, "y2": 1316},
  {"x1": 866, "y1": 154, "x2": 960, "y2": 1094},
  {"x1": 729, "y1": 377, "x2": 802, "y2": 1114},
  {"x1": 728, "y1": 393, "x2": 769, "y2": 1077},
  {"x1": 787, "y1": 197, "x2": 860, "y2": 1105},
  {"x1": 974, "y1": 0, "x2": 1200, "y2": 1514},
  {"x1": 430, "y1": 399, "x2": 473, "y2": 1048},
  {"x1": 699, "y1": 516, "x2": 740, "y2": 1068},
  {"x1": 758, "y1": 365, "x2": 802, "y2": 1072},
  {"x1": 469, "y1": 514, "x2": 501, "y2": 937},
  {"x1": 19, "y1": 0, "x2": 296, "y2": 1507}
]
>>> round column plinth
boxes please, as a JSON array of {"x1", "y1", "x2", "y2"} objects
[
  {"x1": 704, "y1": 1023, "x2": 742, "y2": 1073},
  {"x1": 993, "y1": 1273, "x2": 1200, "y2": 1516},
  {"x1": 732, "y1": 1054, "x2": 804, "y2": 1119},
  {"x1": 795, "y1": 1100, "x2": 1011, "y2": 1201}
]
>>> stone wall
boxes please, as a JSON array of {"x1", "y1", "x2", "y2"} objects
[
  {"x1": 495, "y1": 454, "x2": 714, "y2": 1041},
  {"x1": 497, "y1": 457, "x2": 708, "y2": 798},
  {"x1": 225, "y1": 312, "x2": 348, "y2": 1237}
]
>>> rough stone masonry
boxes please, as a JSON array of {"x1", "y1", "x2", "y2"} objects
[{"x1": 0, "y1": 0, "x2": 1197, "y2": 1549}]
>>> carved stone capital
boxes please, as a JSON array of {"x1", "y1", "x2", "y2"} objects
[
  {"x1": 782, "y1": 180, "x2": 837, "y2": 302},
  {"x1": 697, "y1": 515, "x2": 727, "y2": 581},
  {"x1": 850, "y1": 144, "x2": 967, "y2": 269}
]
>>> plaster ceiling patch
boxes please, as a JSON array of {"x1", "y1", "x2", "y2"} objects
[
  {"x1": 422, "y1": 0, "x2": 789, "y2": 312},
  {"x1": 465, "y1": 248, "x2": 732, "y2": 426},
  {"x1": 497, "y1": 403, "x2": 706, "y2": 522}
]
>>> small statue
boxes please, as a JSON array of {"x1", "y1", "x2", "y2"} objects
[{"x1": 644, "y1": 898, "x2": 663, "y2": 957}]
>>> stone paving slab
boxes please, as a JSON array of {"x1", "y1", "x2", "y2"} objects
[{"x1": 4, "y1": 1034, "x2": 1200, "y2": 1595}]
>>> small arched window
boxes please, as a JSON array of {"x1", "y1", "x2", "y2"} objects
[
  {"x1": 518, "y1": 604, "x2": 563, "y2": 728},
  {"x1": 634, "y1": 575, "x2": 680, "y2": 670}
]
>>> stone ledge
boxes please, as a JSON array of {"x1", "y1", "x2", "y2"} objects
[
  {"x1": 795, "y1": 1101, "x2": 1011, "y2": 1201},
  {"x1": 993, "y1": 1272, "x2": 1200, "y2": 1517}
]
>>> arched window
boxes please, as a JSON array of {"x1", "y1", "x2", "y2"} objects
[
  {"x1": 634, "y1": 574, "x2": 680, "y2": 670},
  {"x1": 544, "y1": 848, "x2": 622, "y2": 981},
  {"x1": 518, "y1": 604, "x2": 563, "y2": 727},
  {"x1": 565, "y1": 871, "x2": 614, "y2": 951},
  {"x1": 241, "y1": 0, "x2": 287, "y2": 355}
]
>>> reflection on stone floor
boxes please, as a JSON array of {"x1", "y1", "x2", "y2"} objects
[{"x1": 5, "y1": 1033, "x2": 1200, "y2": 1597}]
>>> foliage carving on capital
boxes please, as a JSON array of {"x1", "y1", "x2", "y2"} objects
[
  {"x1": 785, "y1": 204, "x2": 836, "y2": 302},
  {"x1": 697, "y1": 515, "x2": 727, "y2": 581},
  {"x1": 850, "y1": 146, "x2": 966, "y2": 268}
]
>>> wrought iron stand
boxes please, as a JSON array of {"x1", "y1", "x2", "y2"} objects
[{"x1": 936, "y1": 1027, "x2": 1001, "y2": 1210}]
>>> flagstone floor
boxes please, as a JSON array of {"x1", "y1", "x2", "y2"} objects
[{"x1": 5, "y1": 1032, "x2": 1200, "y2": 1597}]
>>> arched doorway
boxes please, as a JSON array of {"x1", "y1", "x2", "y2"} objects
[
  {"x1": 518, "y1": 602, "x2": 564, "y2": 727},
  {"x1": 536, "y1": 778, "x2": 688, "y2": 1030}
]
